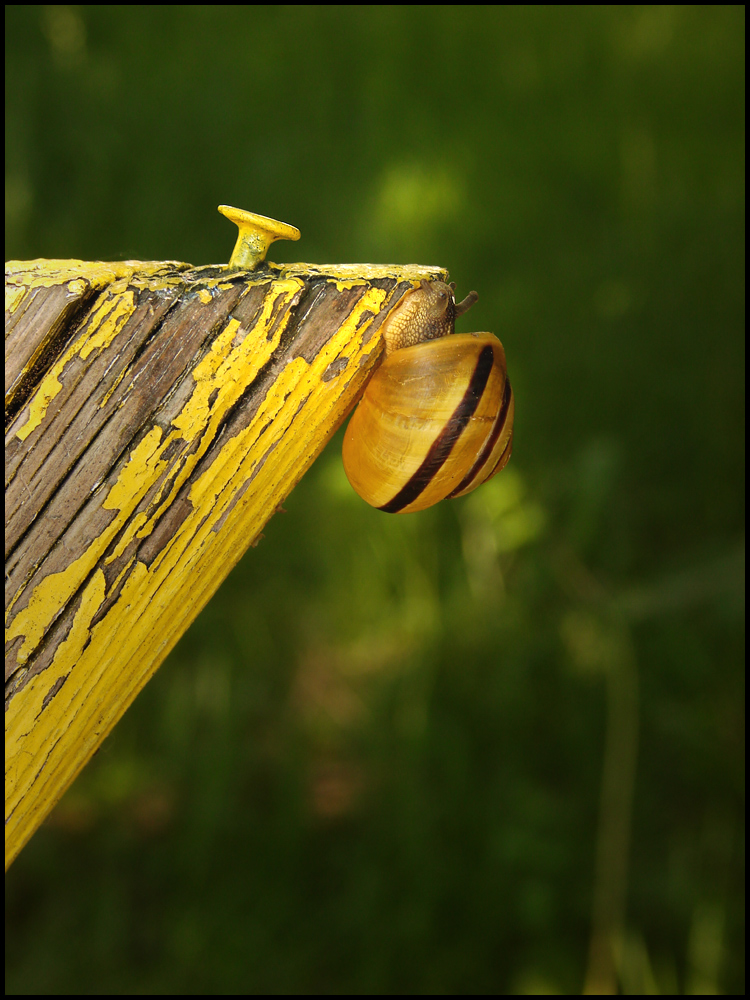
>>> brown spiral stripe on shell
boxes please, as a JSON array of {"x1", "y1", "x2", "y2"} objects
[
  {"x1": 446, "y1": 375, "x2": 513, "y2": 498},
  {"x1": 378, "y1": 344, "x2": 496, "y2": 514}
]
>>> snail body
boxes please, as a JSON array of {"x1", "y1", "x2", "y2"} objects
[{"x1": 342, "y1": 281, "x2": 514, "y2": 514}]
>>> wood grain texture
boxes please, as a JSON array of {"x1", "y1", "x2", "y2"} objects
[{"x1": 4, "y1": 257, "x2": 447, "y2": 868}]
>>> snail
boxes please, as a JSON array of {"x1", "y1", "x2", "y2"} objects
[{"x1": 342, "y1": 280, "x2": 514, "y2": 513}]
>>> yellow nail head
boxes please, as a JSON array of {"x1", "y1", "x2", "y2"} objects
[{"x1": 218, "y1": 205, "x2": 301, "y2": 270}]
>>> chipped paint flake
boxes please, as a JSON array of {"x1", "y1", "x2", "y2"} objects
[{"x1": 102, "y1": 427, "x2": 165, "y2": 512}]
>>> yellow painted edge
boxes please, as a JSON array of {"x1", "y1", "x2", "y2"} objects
[{"x1": 5, "y1": 259, "x2": 190, "y2": 291}]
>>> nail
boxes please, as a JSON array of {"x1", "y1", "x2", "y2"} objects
[{"x1": 218, "y1": 205, "x2": 301, "y2": 270}]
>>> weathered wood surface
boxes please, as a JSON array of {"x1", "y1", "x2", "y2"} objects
[{"x1": 5, "y1": 256, "x2": 447, "y2": 868}]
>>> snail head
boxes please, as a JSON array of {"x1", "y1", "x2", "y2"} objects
[{"x1": 382, "y1": 280, "x2": 479, "y2": 354}]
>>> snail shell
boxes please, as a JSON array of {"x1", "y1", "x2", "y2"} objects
[{"x1": 342, "y1": 281, "x2": 514, "y2": 514}]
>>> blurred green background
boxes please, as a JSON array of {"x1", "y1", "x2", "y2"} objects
[{"x1": 5, "y1": 5, "x2": 744, "y2": 995}]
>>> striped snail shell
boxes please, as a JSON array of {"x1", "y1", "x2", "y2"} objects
[{"x1": 342, "y1": 280, "x2": 514, "y2": 513}]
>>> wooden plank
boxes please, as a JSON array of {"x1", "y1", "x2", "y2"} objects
[{"x1": 5, "y1": 256, "x2": 447, "y2": 868}]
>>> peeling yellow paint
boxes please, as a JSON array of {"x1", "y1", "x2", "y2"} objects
[
  {"x1": 278, "y1": 262, "x2": 446, "y2": 282},
  {"x1": 5, "y1": 259, "x2": 189, "y2": 290},
  {"x1": 102, "y1": 426, "x2": 165, "y2": 512},
  {"x1": 129, "y1": 280, "x2": 304, "y2": 539},
  {"x1": 106, "y1": 514, "x2": 149, "y2": 562},
  {"x1": 7, "y1": 281, "x2": 305, "y2": 670},
  {"x1": 13, "y1": 372, "x2": 63, "y2": 443},
  {"x1": 6, "y1": 568, "x2": 107, "y2": 838},
  {"x1": 77, "y1": 285, "x2": 135, "y2": 360},
  {"x1": 6, "y1": 549, "x2": 105, "y2": 665},
  {"x1": 14, "y1": 288, "x2": 137, "y2": 441},
  {"x1": 5, "y1": 259, "x2": 430, "y2": 869},
  {"x1": 5, "y1": 283, "x2": 26, "y2": 315},
  {"x1": 6, "y1": 425, "x2": 166, "y2": 666},
  {"x1": 97, "y1": 362, "x2": 129, "y2": 410}
]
